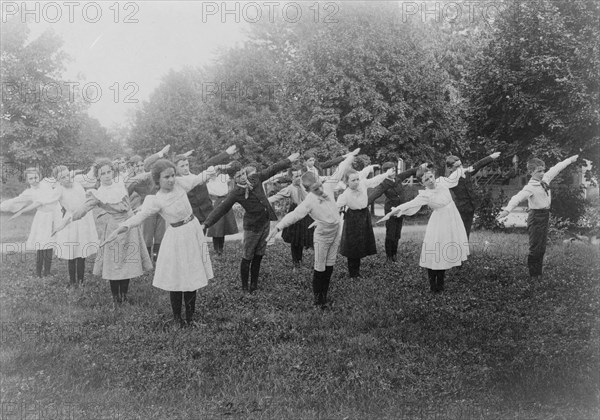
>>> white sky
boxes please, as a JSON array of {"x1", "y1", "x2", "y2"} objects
[{"x1": 9, "y1": 1, "x2": 252, "y2": 129}]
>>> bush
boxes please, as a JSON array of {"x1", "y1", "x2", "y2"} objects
[
  {"x1": 473, "y1": 187, "x2": 506, "y2": 231},
  {"x1": 551, "y1": 184, "x2": 586, "y2": 225}
]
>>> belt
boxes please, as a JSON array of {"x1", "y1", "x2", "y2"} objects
[
  {"x1": 530, "y1": 208, "x2": 550, "y2": 213},
  {"x1": 171, "y1": 214, "x2": 194, "y2": 228}
]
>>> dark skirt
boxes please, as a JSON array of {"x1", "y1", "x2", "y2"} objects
[
  {"x1": 281, "y1": 203, "x2": 314, "y2": 247},
  {"x1": 206, "y1": 196, "x2": 239, "y2": 237},
  {"x1": 340, "y1": 207, "x2": 377, "y2": 259}
]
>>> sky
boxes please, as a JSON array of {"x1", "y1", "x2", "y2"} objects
[{"x1": 9, "y1": 1, "x2": 252, "y2": 129}]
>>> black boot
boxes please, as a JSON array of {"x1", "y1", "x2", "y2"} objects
[
  {"x1": 184, "y1": 291, "x2": 197, "y2": 326},
  {"x1": 427, "y1": 270, "x2": 436, "y2": 293},
  {"x1": 312, "y1": 270, "x2": 321, "y2": 306},
  {"x1": 68, "y1": 259, "x2": 77, "y2": 287},
  {"x1": 323, "y1": 266, "x2": 334, "y2": 306},
  {"x1": 240, "y1": 258, "x2": 251, "y2": 291},
  {"x1": 170, "y1": 292, "x2": 184, "y2": 327},
  {"x1": 250, "y1": 255, "x2": 263, "y2": 293},
  {"x1": 436, "y1": 270, "x2": 445, "y2": 293}
]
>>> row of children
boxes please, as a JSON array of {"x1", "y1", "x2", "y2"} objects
[{"x1": 1, "y1": 144, "x2": 580, "y2": 325}]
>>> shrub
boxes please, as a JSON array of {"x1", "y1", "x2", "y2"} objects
[{"x1": 473, "y1": 187, "x2": 506, "y2": 231}]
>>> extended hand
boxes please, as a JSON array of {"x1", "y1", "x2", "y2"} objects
[
  {"x1": 226, "y1": 145, "x2": 238, "y2": 155},
  {"x1": 570, "y1": 154, "x2": 579, "y2": 163},
  {"x1": 497, "y1": 210, "x2": 509, "y2": 220},
  {"x1": 266, "y1": 227, "x2": 280, "y2": 243},
  {"x1": 100, "y1": 226, "x2": 128, "y2": 247},
  {"x1": 160, "y1": 145, "x2": 171, "y2": 156},
  {"x1": 490, "y1": 152, "x2": 501, "y2": 159},
  {"x1": 287, "y1": 152, "x2": 300, "y2": 162},
  {"x1": 183, "y1": 150, "x2": 194, "y2": 158}
]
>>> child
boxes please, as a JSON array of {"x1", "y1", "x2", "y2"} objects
[
  {"x1": 103, "y1": 159, "x2": 216, "y2": 327},
  {"x1": 204, "y1": 152, "x2": 300, "y2": 293},
  {"x1": 54, "y1": 159, "x2": 153, "y2": 306},
  {"x1": 337, "y1": 165, "x2": 394, "y2": 278},
  {"x1": 205, "y1": 167, "x2": 239, "y2": 256},
  {"x1": 368, "y1": 162, "x2": 429, "y2": 262},
  {"x1": 268, "y1": 171, "x2": 313, "y2": 270},
  {"x1": 497, "y1": 155, "x2": 578, "y2": 279},
  {"x1": 16, "y1": 166, "x2": 100, "y2": 287},
  {"x1": 174, "y1": 145, "x2": 238, "y2": 228},
  {"x1": 1, "y1": 167, "x2": 60, "y2": 277},
  {"x1": 267, "y1": 149, "x2": 359, "y2": 307},
  {"x1": 302, "y1": 152, "x2": 345, "y2": 179},
  {"x1": 378, "y1": 165, "x2": 470, "y2": 293},
  {"x1": 446, "y1": 151, "x2": 501, "y2": 238}
]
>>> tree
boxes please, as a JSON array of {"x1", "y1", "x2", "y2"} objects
[
  {"x1": 466, "y1": 0, "x2": 600, "y2": 173},
  {"x1": 1, "y1": 18, "x2": 86, "y2": 168}
]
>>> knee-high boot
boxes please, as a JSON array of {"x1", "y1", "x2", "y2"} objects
[
  {"x1": 240, "y1": 258, "x2": 251, "y2": 291},
  {"x1": 250, "y1": 255, "x2": 263, "y2": 293}
]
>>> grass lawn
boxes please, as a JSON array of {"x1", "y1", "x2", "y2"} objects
[{"x1": 0, "y1": 219, "x2": 598, "y2": 419}]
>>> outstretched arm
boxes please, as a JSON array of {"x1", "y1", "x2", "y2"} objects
[
  {"x1": 258, "y1": 153, "x2": 299, "y2": 182},
  {"x1": 543, "y1": 155, "x2": 578, "y2": 184},
  {"x1": 497, "y1": 187, "x2": 533, "y2": 219},
  {"x1": 143, "y1": 144, "x2": 171, "y2": 171},
  {"x1": 204, "y1": 193, "x2": 238, "y2": 228},
  {"x1": 470, "y1": 152, "x2": 501, "y2": 176}
]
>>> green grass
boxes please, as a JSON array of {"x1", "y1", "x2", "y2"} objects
[{"x1": 0, "y1": 227, "x2": 598, "y2": 419}]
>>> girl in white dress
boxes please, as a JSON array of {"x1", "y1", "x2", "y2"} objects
[
  {"x1": 54, "y1": 159, "x2": 153, "y2": 305},
  {"x1": 104, "y1": 159, "x2": 216, "y2": 327},
  {"x1": 1, "y1": 167, "x2": 61, "y2": 277},
  {"x1": 51, "y1": 166, "x2": 99, "y2": 287},
  {"x1": 378, "y1": 166, "x2": 470, "y2": 293}
]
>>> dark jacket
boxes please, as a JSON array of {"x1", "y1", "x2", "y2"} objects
[
  {"x1": 184, "y1": 151, "x2": 231, "y2": 222},
  {"x1": 368, "y1": 168, "x2": 418, "y2": 213},
  {"x1": 450, "y1": 156, "x2": 494, "y2": 214},
  {"x1": 204, "y1": 158, "x2": 292, "y2": 232}
]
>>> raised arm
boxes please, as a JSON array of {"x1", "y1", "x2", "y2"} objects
[
  {"x1": 197, "y1": 146, "x2": 237, "y2": 172},
  {"x1": 543, "y1": 155, "x2": 578, "y2": 184},
  {"x1": 258, "y1": 153, "x2": 299, "y2": 182},
  {"x1": 143, "y1": 145, "x2": 171, "y2": 171},
  {"x1": 318, "y1": 155, "x2": 345, "y2": 171},
  {"x1": 120, "y1": 196, "x2": 162, "y2": 229},
  {"x1": 364, "y1": 170, "x2": 392, "y2": 189},
  {"x1": 437, "y1": 166, "x2": 467, "y2": 189},
  {"x1": 176, "y1": 167, "x2": 216, "y2": 192},
  {"x1": 470, "y1": 152, "x2": 499, "y2": 176}
]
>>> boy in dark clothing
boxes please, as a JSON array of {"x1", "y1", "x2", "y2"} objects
[
  {"x1": 368, "y1": 162, "x2": 429, "y2": 262},
  {"x1": 445, "y1": 151, "x2": 501, "y2": 238},
  {"x1": 204, "y1": 152, "x2": 300, "y2": 292}
]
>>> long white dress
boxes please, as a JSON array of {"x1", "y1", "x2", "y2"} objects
[
  {"x1": 52, "y1": 182, "x2": 99, "y2": 259},
  {"x1": 395, "y1": 169, "x2": 470, "y2": 270},
  {"x1": 0, "y1": 180, "x2": 61, "y2": 251},
  {"x1": 120, "y1": 171, "x2": 214, "y2": 292}
]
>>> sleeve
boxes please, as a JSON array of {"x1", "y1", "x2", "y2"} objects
[
  {"x1": 120, "y1": 195, "x2": 162, "y2": 229},
  {"x1": 436, "y1": 167, "x2": 466, "y2": 189},
  {"x1": 126, "y1": 172, "x2": 153, "y2": 196},
  {"x1": 143, "y1": 151, "x2": 163, "y2": 172},
  {"x1": 276, "y1": 198, "x2": 313, "y2": 230},
  {"x1": 367, "y1": 182, "x2": 388, "y2": 205},
  {"x1": 268, "y1": 186, "x2": 292, "y2": 204},
  {"x1": 543, "y1": 157, "x2": 574, "y2": 184},
  {"x1": 336, "y1": 191, "x2": 348, "y2": 209},
  {"x1": 198, "y1": 151, "x2": 230, "y2": 171},
  {"x1": 73, "y1": 167, "x2": 97, "y2": 189},
  {"x1": 258, "y1": 159, "x2": 292, "y2": 182},
  {"x1": 0, "y1": 189, "x2": 35, "y2": 213},
  {"x1": 318, "y1": 155, "x2": 345, "y2": 171},
  {"x1": 176, "y1": 168, "x2": 214, "y2": 192},
  {"x1": 363, "y1": 172, "x2": 388, "y2": 189},
  {"x1": 394, "y1": 191, "x2": 430, "y2": 216},
  {"x1": 396, "y1": 167, "x2": 418, "y2": 183},
  {"x1": 324, "y1": 155, "x2": 354, "y2": 190},
  {"x1": 204, "y1": 193, "x2": 237, "y2": 228},
  {"x1": 470, "y1": 156, "x2": 495, "y2": 176},
  {"x1": 358, "y1": 165, "x2": 374, "y2": 180},
  {"x1": 503, "y1": 187, "x2": 533, "y2": 213},
  {"x1": 71, "y1": 191, "x2": 101, "y2": 221}
]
